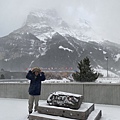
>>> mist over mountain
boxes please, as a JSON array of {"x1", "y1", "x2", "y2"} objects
[{"x1": 0, "y1": 9, "x2": 120, "y2": 76}]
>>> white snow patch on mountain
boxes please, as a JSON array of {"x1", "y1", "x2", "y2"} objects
[
  {"x1": 36, "y1": 31, "x2": 56, "y2": 42},
  {"x1": 114, "y1": 54, "x2": 120, "y2": 61},
  {"x1": 30, "y1": 39, "x2": 35, "y2": 46},
  {"x1": 94, "y1": 47, "x2": 98, "y2": 50},
  {"x1": 59, "y1": 46, "x2": 73, "y2": 52},
  {"x1": 29, "y1": 60, "x2": 34, "y2": 68},
  {"x1": 103, "y1": 51, "x2": 107, "y2": 54},
  {"x1": 36, "y1": 55, "x2": 40, "y2": 58},
  {"x1": 29, "y1": 23, "x2": 48, "y2": 29},
  {"x1": 29, "y1": 52, "x2": 34, "y2": 55},
  {"x1": 90, "y1": 52, "x2": 92, "y2": 54},
  {"x1": 4, "y1": 58, "x2": 12, "y2": 61}
]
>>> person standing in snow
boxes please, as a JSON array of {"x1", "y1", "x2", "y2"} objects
[{"x1": 26, "y1": 67, "x2": 46, "y2": 114}]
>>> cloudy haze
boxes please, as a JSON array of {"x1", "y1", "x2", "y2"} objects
[{"x1": 0, "y1": 0, "x2": 120, "y2": 43}]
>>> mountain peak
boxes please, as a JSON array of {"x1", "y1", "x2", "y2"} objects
[
  {"x1": 29, "y1": 9, "x2": 58, "y2": 17},
  {"x1": 22, "y1": 9, "x2": 103, "y2": 43}
]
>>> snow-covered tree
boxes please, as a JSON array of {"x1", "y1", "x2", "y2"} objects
[{"x1": 72, "y1": 57, "x2": 99, "y2": 82}]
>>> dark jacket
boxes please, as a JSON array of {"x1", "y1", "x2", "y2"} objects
[{"x1": 26, "y1": 70, "x2": 46, "y2": 95}]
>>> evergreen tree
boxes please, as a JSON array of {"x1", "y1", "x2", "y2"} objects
[{"x1": 72, "y1": 57, "x2": 99, "y2": 82}]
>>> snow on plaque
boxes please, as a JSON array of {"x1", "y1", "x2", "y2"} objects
[{"x1": 47, "y1": 91, "x2": 83, "y2": 109}]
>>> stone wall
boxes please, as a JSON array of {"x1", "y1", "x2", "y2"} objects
[{"x1": 0, "y1": 82, "x2": 120, "y2": 105}]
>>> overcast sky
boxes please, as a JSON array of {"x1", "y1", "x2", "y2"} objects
[{"x1": 0, "y1": 0, "x2": 120, "y2": 43}]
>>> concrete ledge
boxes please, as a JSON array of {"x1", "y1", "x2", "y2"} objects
[
  {"x1": 29, "y1": 113, "x2": 76, "y2": 120},
  {"x1": 37, "y1": 101, "x2": 94, "y2": 120},
  {"x1": 29, "y1": 110, "x2": 102, "y2": 120},
  {"x1": 87, "y1": 109, "x2": 102, "y2": 120},
  {"x1": 29, "y1": 102, "x2": 102, "y2": 120}
]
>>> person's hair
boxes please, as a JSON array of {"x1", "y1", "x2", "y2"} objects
[{"x1": 32, "y1": 67, "x2": 41, "y2": 73}]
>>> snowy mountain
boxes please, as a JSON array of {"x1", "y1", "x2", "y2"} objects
[{"x1": 0, "y1": 9, "x2": 120, "y2": 76}]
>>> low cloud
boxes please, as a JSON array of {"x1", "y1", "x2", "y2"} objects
[{"x1": 0, "y1": 0, "x2": 120, "y2": 43}]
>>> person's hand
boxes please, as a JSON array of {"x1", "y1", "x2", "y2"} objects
[{"x1": 31, "y1": 68, "x2": 34, "y2": 72}]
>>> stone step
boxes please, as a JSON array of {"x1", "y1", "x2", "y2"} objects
[
  {"x1": 37, "y1": 101, "x2": 94, "y2": 120},
  {"x1": 29, "y1": 101, "x2": 102, "y2": 120},
  {"x1": 87, "y1": 109, "x2": 102, "y2": 120},
  {"x1": 29, "y1": 113, "x2": 77, "y2": 120},
  {"x1": 29, "y1": 109, "x2": 102, "y2": 120}
]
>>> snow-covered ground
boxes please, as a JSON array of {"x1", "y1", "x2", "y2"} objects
[
  {"x1": 43, "y1": 78, "x2": 71, "y2": 83},
  {"x1": 0, "y1": 98, "x2": 120, "y2": 120},
  {"x1": 95, "y1": 68, "x2": 119, "y2": 78},
  {"x1": 96, "y1": 77, "x2": 120, "y2": 83}
]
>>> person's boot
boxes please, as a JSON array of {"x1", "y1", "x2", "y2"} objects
[
  {"x1": 34, "y1": 109, "x2": 36, "y2": 112},
  {"x1": 29, "y1": 111, "x2": 32, "y2": 114}
]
